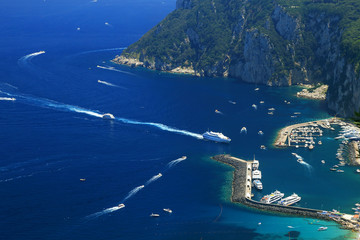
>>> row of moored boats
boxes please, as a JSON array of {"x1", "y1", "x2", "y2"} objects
[{"x1": 260, "y1": 190, "x2": 301, "y2": 206}]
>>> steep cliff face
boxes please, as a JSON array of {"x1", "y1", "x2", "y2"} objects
[{"x1": 115, "y1": 0, "x2": 360, "y2": 117}]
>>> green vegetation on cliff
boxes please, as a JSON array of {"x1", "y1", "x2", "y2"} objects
[{"x1": 120, "y1": 0, "x2": 360, "y2": 78}]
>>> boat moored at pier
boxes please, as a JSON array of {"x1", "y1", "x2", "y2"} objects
[
  {"x1": 278, "y1": 193, "x2": 301, "y2": 206},
  {"x1": 260, "y1": 190, "x2": 284, "y2": 204}
]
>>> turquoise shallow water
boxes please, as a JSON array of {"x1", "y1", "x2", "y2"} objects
[{"x1": 0, "y1": 0, "x2": 358, "y2": 239}]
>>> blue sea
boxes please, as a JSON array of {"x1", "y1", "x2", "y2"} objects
[{"x1": 0, "y1": 1, "x2": 359, "y2": 239}]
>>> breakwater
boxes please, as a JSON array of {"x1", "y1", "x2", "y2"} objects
[{"x1": 212, "y1": 154, "x2": 359, "y2": 231}]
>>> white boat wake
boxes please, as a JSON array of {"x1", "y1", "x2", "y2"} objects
[
  {"x1": 0, "y1": 90, "x2": 203, "y2": 139},
  {"x1": 122, "y1": 185, "x2": 145, "y2": 202},
  {"x1": 96, "y1": 65, "x2": 136, "y2": 76},
  {"x1": 167, "y1": 156, "x2": 187, "y2": 168},
  {"x1": 145, "y1": 173, "x2": 162, "y2": 185},
  {"x1": 86, "y1": 204, "x2": 125, "y2": 219},
  {"x1": 78, "y1": 47, "x2": 126, "y2": 55},
  {"x1": 0, "y1": 97, "x2": 16, "y2": 101}
]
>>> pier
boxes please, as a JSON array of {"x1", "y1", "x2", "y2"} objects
[{"x1": 212, "y1": 154, "x2": 360, "y2": 231}]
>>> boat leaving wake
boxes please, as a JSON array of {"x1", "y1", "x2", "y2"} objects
[
  {"x1": 0, "y1": 97, "x2": 16, "y2": 101},
  {"x1": 145, "y1": 173, "x2": 162, "y2": 185},
  {"x1": 0, "y1": 90, "x2": 203, "y2": 139},
  {"x1": 123, "y1": 185, "x2": 145, "y2": 202},
  {"x1": 96, "y1": 65, "x2": 136, "y2": 76},
  {"x1": 86, "y1": 204, "x2": 125, "y2": 220},
  {"x1": 167, "y1": 156, "x2": 187, "y2": 168}
]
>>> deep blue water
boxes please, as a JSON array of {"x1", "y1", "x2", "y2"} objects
[{"x1": 0, "y1": 1, "x2": 359, "y2": 239}]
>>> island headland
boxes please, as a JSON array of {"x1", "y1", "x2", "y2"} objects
[{"x1": 113, "y1": 0, "x2": 360, "y2": 118}]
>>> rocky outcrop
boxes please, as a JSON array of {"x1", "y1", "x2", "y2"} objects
[{"x1": 115, "y1": 0, "x2": 360, "y2": 117}]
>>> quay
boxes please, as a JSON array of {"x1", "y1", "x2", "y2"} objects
[
  {"x1": 212, "y1": 154, "x2": 360, "y2": 231},
  {"x1": 275, "y1": 118, "x2": 338, "y2": 148}
]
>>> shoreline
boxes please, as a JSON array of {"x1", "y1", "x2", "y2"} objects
[
  {"x1": 212, "y1": 154, "x2": 360, "y2": 232},
  {"x1": 111, "y1": 56, "x2": 197, "y2": 76}
]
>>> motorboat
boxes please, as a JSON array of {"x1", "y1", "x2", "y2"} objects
[
  {"x1": 102, "y1": 113, "x2": 115, "y2": 119},
  {"x1": 163, "y1": 208, "x2": 172, "y2": 213}
]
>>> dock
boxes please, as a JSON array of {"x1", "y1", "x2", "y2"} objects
[
  {"x1": 212, "y1": 154, "x2": 360, "y2": 231},
  {"x1": 275, "y1": 118, "x2": 339, "y2": 148}
]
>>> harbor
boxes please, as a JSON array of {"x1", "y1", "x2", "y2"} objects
[{"x1": 212, "y1": 154, "x2": 360, "y2": 232}]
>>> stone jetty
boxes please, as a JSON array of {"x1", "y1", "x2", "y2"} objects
[{"x1": 212, "y1": 154, "x2": 360, "y2": 231}]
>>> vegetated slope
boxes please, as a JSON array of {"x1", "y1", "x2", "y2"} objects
[{"x1": 114, "y1": 0, "x2": 360, "y2": 117}]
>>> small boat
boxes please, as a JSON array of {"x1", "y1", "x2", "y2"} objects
[
  {"x1": 308, "y1": 144, "x2": 314, "y2": 150},
  {"x1": 80, "y1": 178, "x2": 86, "y2": 182},
  {"x1": 102, "y1": 113, "x2": 115, "y2": 119},
  {"x1": 215, "y1": 109, "x2": 222, "y2": 114},
  {"x1": 179, "y1": 156, "x2": 187, "y2": 160},
  {"x1": 118, "y1": 203, "x2": 125, "y2": 208},
  {"x1": 294, "y1": 112, "x2": 301, "y2": 115},
  {"x1": 321, "y1": 160, "x2": 325, "y2": 164},
  {"x1": 318, "y1": 226, "x2": 328, "y2": 231},
  {"x1": 240, "y1": 127, "x2": 247, "y2": 134},
  {"x1": 260, "y1": 145, "x2": 266, "y2": 150},
  {"x1": 268, "y1": 108, "x2": 275, "y2": 111},
  {"x1": 356, "y1": 169, "x2": 360, "y2": 173},
  {"x1": 329, "y1": 168, "x2": 337, "y2": 171},
  {"x1": 318, "y1": 141, "x2": 322, "y2": 145},
  {"x1": 228, "y1": 101, "x2": 236, "y2": 104},
  {"x1": 336, "y1": 169, "x2": 344, "y2": 173},
  {"x1": 253, "y1": 179, "x2": 263, "y2": 190},
  {"x1": 297, "y1": 159, "x2": 304, "y2": 164},
  {"x1": 268, "y1": 112, "x2": 274, "y2": 115},
  {"x1": 258, "y1": 131, "x2": 264, "y2": 135},
  {"x1": 254, "y1": 88, "x2": 259, "y2": 91},
  {"x1": 150, "y1": 213, "x2": 160, "y2": 217},
  {"x1": 260, "y1": 101, "x2": 264, "y2": 104},
  {"x1": 163, "y1": 208, "x2": 172, "y2": 213},
  {"x1": 333, "y1": 165, "x2": 339, "y2": 168},
  {"x1": 252, "y1": 104, "x2": 257, "y2": 109},
  {"x1": 355, "y1": 203, "x2": 360, "y2": 207},
  {"x1": 252, "y1": 170, "x2": 262, "y2": 179}
]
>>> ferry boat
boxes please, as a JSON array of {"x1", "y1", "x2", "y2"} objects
[
  {"x1": 278, "y1": 193, "x2": 301, "y2": 206},
  {"x1": 202, "y1": 131, "x2": 231, "y2": 143},
  {"x1": 163, "y1": 208, "x2": 172, "y2": 213},
  {"x1": 252, "y1": 170, "x2": 262, "y2": 179},
  {"x1": 102, "y1": 113, "x2": 115, "y2": 119},
  {"x1": 253, "y1": 180, "x2": 263, "y2": 190},
  {"x1": 260, "y1": 190, "x2": 284, "y2": 204}
]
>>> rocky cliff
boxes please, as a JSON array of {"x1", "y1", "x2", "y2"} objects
[{"x1": 114, "y1": 0, "x2": 360, "y2": 117}]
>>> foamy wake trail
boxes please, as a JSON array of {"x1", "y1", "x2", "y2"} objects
[
  {"x1": 0, "y1": 90, "x2": 202, "y2": 139},
  {"x1": 18, "y1": 51, "x2": 46, "y2": 67},
  {"x1": 123, "y1": 185, "x2": 145, "y2": 202},
  {"x1": 97, "y1": 80, "x2": 127, "y2": 90},
  {"x1": 78, "y1": 47, "x2": 126, "y2": 55},
  {"x1": 145, "y1": 174, "x2": 162, "y2": 185},
  {"x1": 96, "y1": 65, "x2": 136, "y2": 76},
  {"x1": 167, "y1": 157, "x2": 187, "y2": 168},
  {"x1": 86, "y1": 205, "x2": 125, "y2": 219},
  {"x1": 115, "y1": 117, "x2": 204, "y2": 139},
  {"x1": 97, "y1": 80, "x2": 118, "y2": 87},
  {"x1": 0, "y1": 97, "x2": 16, "y2": 101}
]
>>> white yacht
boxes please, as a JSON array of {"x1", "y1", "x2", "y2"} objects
[
  {"x1": 252, "y1": 170, "x2": 262, "y2": 179},
  {"x1": 163, "y1": 208, "x2": 172, "y2": 213},
  {"x1": 260, "y1": 190, "x2": 284, "y2": 204},
  {"x1": 202, "y1": 131, "x2": 231, "y2": 143},
  {"x1": 102, "y1": 113, "x2": 115, "y2": 119},
  {"x1": 278, "y1": 193, "x2": 301, "y2": 206},
  {"x1": 252, "y1": 160, "x2": 259, "y2": 170},
  {"x1": 253, "y1": 180, "x2": 263, "y2": 190}
]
